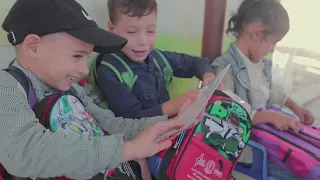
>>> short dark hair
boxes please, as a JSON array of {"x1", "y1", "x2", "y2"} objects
[
  {"x1": 108, "y1": 0, "x2": 157, "y2": 24},
  {"x1": 226, "y1": 0, "x2": 289, "y2": 37}
]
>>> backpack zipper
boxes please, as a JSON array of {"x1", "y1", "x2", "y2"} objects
[
  {"x1": 299, "y1": 129, "x2": 320, "y2": 142},
  {"x1": 172, "y1": 127, "x2": 196, "y2": 179},
  {"x1": 292, "y1": 130, "x2": 320, "y2": 149}
]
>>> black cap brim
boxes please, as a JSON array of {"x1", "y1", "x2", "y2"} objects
[{"x1": 66, "y1": 26, "x2": 127, "y2": 54}]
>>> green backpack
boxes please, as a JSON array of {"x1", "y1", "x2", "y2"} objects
[{"x1": 86, "y1": 49, "x2": 173, "y2": 109}]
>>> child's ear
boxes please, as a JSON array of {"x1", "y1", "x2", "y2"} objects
[
  {"x1": 248, "y1": 22, "x2": 264, "y2": 41},
  {"x1": 22, "y1": 34, "x2": 42, "y2": 58},
  {"x1": 252, "y1": 28, "x2": 265, "y2": 42},
  {"x1": 108, "y1": 21, "x2": 115, "y2": 32}
]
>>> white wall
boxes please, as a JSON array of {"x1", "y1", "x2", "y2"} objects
[
  {"x1": 0, "y1": 46, "x2": 15, "y2": 67},
  {"x1": 0, "y1": 0, "x2": 212, "y2": 68},
  {"x1": 0, "y1": 0, "x2": 15, "y2": 67},
  {"x1": 156, "y1": 0, "x2": 205, "y2": 36},
  {"x1": 76, "y1": 0, "x2": 109, "y2": 30}
]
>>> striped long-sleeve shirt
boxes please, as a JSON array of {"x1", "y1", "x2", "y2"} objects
[{"x1": 0, "y1": 61, "x2": 167, "y2": 179}]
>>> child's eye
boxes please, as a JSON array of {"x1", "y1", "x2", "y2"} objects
[
  {"x1": 127, "y1": 31, "x2": 136, "y2": 34},
  {"x1": 148, "y1": 30, "x2": 155, "y2": 34},
  {"x1": 73, "y1": 55, "x2": 83, "y2": 59}
]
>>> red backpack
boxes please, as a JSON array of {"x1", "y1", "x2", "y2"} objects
[{"x1": 148, "y1": 91, "x2": 253, "y2": 180}]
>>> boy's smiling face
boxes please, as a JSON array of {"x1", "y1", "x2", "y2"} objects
[
  {"x1": 108, "y1": 10, "x2": 157, "y2": 62},
  {"x1": 19, "y1": 33, "x2": 93, "y2": 91}
]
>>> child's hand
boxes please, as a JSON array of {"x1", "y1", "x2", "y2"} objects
[
  {"x1": 135, "y1": 159, "x2": 152, "y2": 180},
  {"x1": 293, "y1": 106, "x2": 314, "y2": 125},
  {"x1": 176, "y1": 98, "x2": 206, "y2": 127},
  {"x1": 202, "y1": 72, "x2": 224, "y2": 90},
  {"x1": 269, "y1": 112, "x2": 301, "y2": 134},
  {"x1": 123, "y1": 120, "x2": 185, "y2": 161},
  {"x1": 162, "y1": 89, "x2": 199, "y2": 116},
  {"x1": 202, "y1": 72, "x2": 215, "y2": 86}
]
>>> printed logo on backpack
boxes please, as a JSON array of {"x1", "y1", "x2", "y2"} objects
[
  {"x1": 32, "y1": 93, "x2": 145, "y2": 180},
  {"x1": 200, "y1": 96, "x2": 251, "y2": 161},
  {"x1": 34, "y1": 94, "x2": 146, "y2": 180},
  {"x1": 148, "y1": 91, "x2": 252, "y2": 180},
  {"x1": 34, "y1": 94, "x2": 106, "y2": 136}
]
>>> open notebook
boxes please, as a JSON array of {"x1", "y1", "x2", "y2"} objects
[{"x1": 157, "y1": 64, "x2": 231, "y2": 142}]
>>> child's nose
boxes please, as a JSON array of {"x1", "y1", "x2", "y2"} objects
[
  {"x1": 79, "y1": 60, "x2": 89, "y2": 75},
  {"x1": 137, "y1": 34, "x2": 147, "y2": 45}
]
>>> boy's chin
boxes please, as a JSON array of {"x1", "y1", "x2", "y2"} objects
[
  {"x1": 52, "y1": 83, "x2": 72, "y2": 92},
  {"x1": 251, "y1": 55, "x2": 264, "y2": 63},
  {"x1": 131, "y1": 56, "x2": 148, "y2": 62}
]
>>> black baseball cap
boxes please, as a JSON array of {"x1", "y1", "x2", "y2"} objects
[{"x1": 2, "y1": 0, "x2": 127, "y2": 54}]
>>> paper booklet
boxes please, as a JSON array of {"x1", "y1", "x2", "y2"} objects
[{"x1": 157, "y1": 64, "x2": 231, "y2": 142}]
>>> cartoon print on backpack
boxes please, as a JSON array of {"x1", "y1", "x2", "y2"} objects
[
  {"x1": 194, "y1": 100, "x2": 251, "y2": 162},
  {"x1": 48, "y1": 95, "x2": 106, "y2": 137}
]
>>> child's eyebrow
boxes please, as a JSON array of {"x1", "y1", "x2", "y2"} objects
[
  {"x1": 124, "y1": 25, "x2": 138, "y2": 28},
  {"x1": 73, "y1": 50, "x2": 90, "y2": 55}
]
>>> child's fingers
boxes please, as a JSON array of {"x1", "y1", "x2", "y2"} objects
[
  {"x1": 155, "y1": 120, "x2": 185, "y2": 135},
  {"x1": 156, "y1": 139, "x2": 173, "y2": 151},
  {"x1": 299, "y1": 113, "x2": 305, "y2": 124},
  {"x1": 295, "y1": 121, "x2": 302, "y2": 128},
  {"x1": 201, "y1": 80, "x2": 208, "y2": 87},
  {"x1": 202, "y1": 77, "x2": 212, "y2": 87},
  {"x1": 217, "y1": 83, "x2": 224, "y2": 90},
  {"x1": 194, "y1": 107, "x2": 206, "y2": 125},
  {"x1": 289, "y1": 122, "x2": 300, "y2": 134},
  {"x1": 177, "y1": 98, "x2": 193, "y2": 116},
  {"x1": 305, "y1": 111, "x2": 314, "y2": 125}
]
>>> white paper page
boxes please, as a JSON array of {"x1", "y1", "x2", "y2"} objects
[{"x1": 157, "y1": 64, "x2": 231, "y2": 141}]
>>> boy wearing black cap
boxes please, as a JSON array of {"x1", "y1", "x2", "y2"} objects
[{"x1": 0, "y1": 0, "x2": 195, "y2": 179}]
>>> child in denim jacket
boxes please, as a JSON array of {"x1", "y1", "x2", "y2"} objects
[{"x1": 212, "y1": 0, "x2": 314, "y2": 179}]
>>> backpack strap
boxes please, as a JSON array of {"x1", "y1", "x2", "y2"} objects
[
  {"x1": 99, "y1": 53, "x2": 138, "y2": 91},
  {"x1": 153, "y1": 49, "x2": 173, "y2": 88},
  {"x1": 4, "y1": 66, "x2": 37, "y2": 108},
  {"x1": 90, "y1": 53, "x2": 105, "y2": 85}
]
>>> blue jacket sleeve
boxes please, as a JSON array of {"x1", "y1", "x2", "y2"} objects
[
  {"x1": 96, "y1": 65, "x2": 164, "y2": 119},
  {"x1": 160, "y1": 51, "x2": 214, "y2": 79}
]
